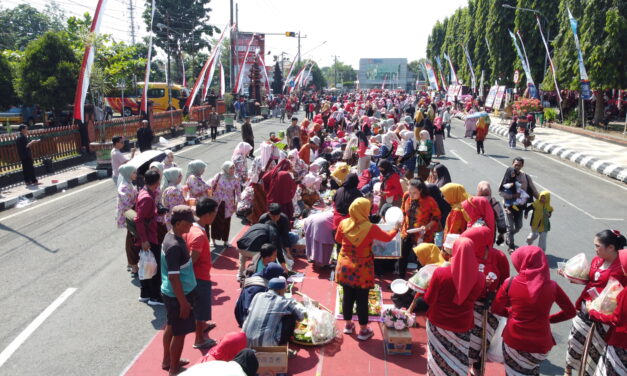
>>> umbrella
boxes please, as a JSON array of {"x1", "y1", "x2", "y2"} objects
[
  {"x1": 466, "y1": 111, "x2": 489, "y2": 119},
  {"x1": 128, "y1": 150, "x2": 166, "y2": 176}
]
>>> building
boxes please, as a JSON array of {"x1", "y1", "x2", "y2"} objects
[{"x1": 358, "y1": 58, "x2": 414, "y2": 91}]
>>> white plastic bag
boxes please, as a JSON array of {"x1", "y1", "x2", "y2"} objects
[
  {"x1": 302, "y1": 296, "x2": 337, "y2": 345},
  {"x1": 561, "y1": 252, "x2": 590, "y2": 280},
  {"x1": 486, "y1": 315, "x2": 507, "y2": 363},
  {"x1": 138, "y1": 250, "x2": 158, "y2": 280},
  {"x1": 589, "y1": 277, "x2": 623, "y2": 315}
]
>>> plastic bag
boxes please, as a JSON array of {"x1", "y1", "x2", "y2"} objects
[
  {"x1": 294, "y1": 296, "x2": 338, "y2": 345},
  {"x1": 589, "y1": 277, "x2": 623, "y2": 315},
  {"x1": 138, "y1": 250, "x2": 158, "y2": 280},
  {"x1": 407, "y1": 264, "x2": 440, "y2": 293},
  {"x1": 487, "y1": 315, "x2": 507, "y2": 363},
  {"x1": 560, "y1": 253, "x2": 590, "y2": 281}
]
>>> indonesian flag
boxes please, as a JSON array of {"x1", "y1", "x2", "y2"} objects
[
  {"x1": 282, "y1": 53, "x2": 298, "y2": 92},
  {"x1": 140, "y1": 0, "x2": 156, "y2": 114},
  {"x1": 73, "y1": 0, "x2": 108, "y2": 122},
  {"x1": 201, "y1": 47, "x2": 221, "y2": 102},
  {"x1": 233, "y1": 33, "x2": 256, "y2": 94},
  {"x1": 219, "y1": 62, "x2": 225, "y2": 97},
  {"x1": 257, "y1": 54, "x2": 271, "y2": 92}
]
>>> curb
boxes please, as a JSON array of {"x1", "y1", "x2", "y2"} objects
[
  {"x1": 0, "y1": 124, "x2": 248, "y2": 212},
  {"x1": 488, "y1": 123, "x2": 627, "y2": 184}
]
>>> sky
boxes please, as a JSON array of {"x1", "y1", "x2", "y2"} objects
[{"x1": 14, "y1": 0, "x2": 469, "y2": 68}]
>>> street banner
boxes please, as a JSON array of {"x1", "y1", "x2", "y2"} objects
[
  {"x1": 256, "y1": 54, "x2": 271, "y2": 92},
  {"x1": 233, "y1": 33, "x2": 265, "y2": 93},
  {"x1": 202, "y1": 47, "x2": 221, "y2": 102},
  {"x1": 462, "y1": 45, "x2": 477, "y2": 91},
  {"x1": 443, "y1": 52, "x2": 459, "y2": 85},
  {"x1": 140, "y1": 0, "x2": 155, "y2": 114},
  {"x1": 299, "y1": 64, "x2": 314, "y2": 89},
  {"x1": 181, "y1": 56, "x2": 186, "y2": 87},
  {"x1": 536, "y1": 16, "x2": 562, "y2": 103},
  {"x1": 493, "y1": 85, "x2": 507, "y2": 110},
  {"x1": 509, "y1": 30, "x2": 538, "y2": 99},
  {"x1": 186, "y1": 24, "x2": 230, "y2": 108},
  {"x1": 282, "y1": 53, "x2": 298, "y2": 93},
  {"x1": 234, "y1": 33, "x2": 256, "y2": 94},
  {"x1": 73, "y1": 0, "x2": 108, "y2": 122},
  {"x1": 485, "y1": 85, "x2": 498, "y2": 108},
  {"x1": 435, "y1": 56, "x2": 447, "y2": 91},
  {"x1": 479, "y1": 70, "x2": 485, "y2": 99},
  {"x1": 567, "y1": 8, "x2": 591, "y2": 99},
  {"x1": 219, "y1": 62, "x2": 225, "y2": 97},
  {"x1": 425, "y1": 62, "x2": 439, "y2": 91},
  {"x1": 289, "y1": 65, "x2": 307, "y2": 93}
]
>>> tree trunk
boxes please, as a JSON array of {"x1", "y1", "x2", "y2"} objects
[{"x1": 593, "y1": 90, "x2": 604, "y2": 126}]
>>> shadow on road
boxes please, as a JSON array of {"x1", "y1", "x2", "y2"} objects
[
  {"x1": 0, "y1": 223, "x2": 59, "y2": 255},
  {"x1": 546, "y1": 253, "x2": 567, "y2": 269}
]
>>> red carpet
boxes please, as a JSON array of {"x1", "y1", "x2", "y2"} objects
[{"x1": 124, "y1": 228, "x2": 504, "y2": 375}]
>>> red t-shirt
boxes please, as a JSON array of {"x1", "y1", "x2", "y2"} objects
[{"x1": 183, "y1": 224, "x2": 211, "y2": 281}]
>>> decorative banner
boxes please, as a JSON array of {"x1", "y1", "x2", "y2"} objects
[
  {"x1": 435, "y1": 56, "x2": 447, "y2": 91},
  {"x1": 516, "y1": 30, "x2": 532, "y2": 75},
  {"x1": 567, "y1": 8, "x2": 591, "y2": 99},
  {"x1": 73, "y1": 0, "x2": 108, "y2": 122},
  {"x1": 509, "y1": 30, "x2": 537, "y2": 99},
  {"x1": 282, "y1": 53, "x2": 298, "y2": 93},
  {"x1": 425, "y1": 62, "x2": 439, "y2": 90},
  {"x1": 233, "y1": 33, "x2": 265, "y2": 93},
  {"x1": 493, "y1": 85, "x2": 507, "y2": 110},
  {"x1": 485, "y1": 85, "x2": 498, "y2": 108},
  {"x1": 140, "y1": 0, "x2": 155, "y2": 114},
  {"x1": 479, "y1": 70, "x2": 485, "y2": 98},
  {"x1": 484, "y1": 36, "x2": 491, "y2": 56},
  {"x1": 181, "y1": 55, "x2": 186, "y2": 87},
  {"x1": 233, "y1": 33, "x2": 256, "y2": 94},
  {"x1": 443, "y1": 52, "x2": 459, "y2": 85},
  {"x1": 381, "y1": 74, "x2": 387, "y2": 90},
  {"x1": 299, "y1": 64, "x2": 314, "y2": 89},
  {"x1": 462, "y1": 45, "x2": 477, "y2": 91},
  {"x1": 257, "y1": 54, "x2": 271, "y2": 92},
  {"x1": 289, "y1": 65, "x2": 307, "y2": 93},
  {"x1": 219, "y1": 62, "x2": 225, "y2": 97},
  {"x1": 536, "y1": 16, "x2": 561, "y2": 103},
  {"x1": 201, "y1": 47, "x2": 221, "y2": 102}
]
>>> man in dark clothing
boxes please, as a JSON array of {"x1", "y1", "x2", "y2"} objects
[
  {"x1": 206, "y1": 90, "x2": 218, "y2": 108},
  {"x1": 241, "y1": 117, "x2": 254, "y2": 157},
  {"x1": 208, "y1": 109, "x2": 220, "y2": 141},
  {"x1": 15, "y1": 125, "x2": 40, "y2": 185},
  {"x1": 258, "y1": 203, "x2": 295, "y2": 255},
  {"x1": 236, "y1": 222, "x2": 286, "y2": 280},
  {"x1": 136, "y1": 120, "x2": 154, "y2": 152},
  {"x1": 234, "y1": 261, "x2": 283, "y2": 327}
]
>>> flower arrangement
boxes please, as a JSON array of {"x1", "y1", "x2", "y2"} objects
[
  {"x1": 512, "y1": 98, "x2": 542, "y2": 117},
  {"x1": 381, "y1": 307, "x2": 415, "y2": 331}
]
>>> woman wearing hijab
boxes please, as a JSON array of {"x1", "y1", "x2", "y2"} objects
[
  {"x1": 399, "y1": 130, "x2": 416, "y2": 180},
  {"x1": 336, "y1": 198, "x2": 399, "y2": 340},
  {"x1": 163, "y1": 149, "x2": 177, "y2": 169},
  {"x1": 440, "y1": 183, "x2": 470, "y2": 239},
  {"x1": 425, "y1": 183, "x2": 451, "y2": 245},
  {"x1": 475, "y1": 116, "x2": 489, "y2": 155},
  {"x1": 564, "y1": 230, "x2": 627, "y2": 376},
  {"x1": 424, "y1": 237, "x2": 485, "y2": 376},
  {"x1": 476, "y1": 181, "x2": 508, "y2": 246},
  {"x1": 333, "y1": 173, "x2": 363, "y2": 231},
  {"x1": 262, "y1": 159, "x2": 297, "y2": 219},
  {"x1": 433, "y1": 117, "x2": 445, "y2": 158},
  {"x1": 417, "y1": 130, "x2": 433, "y2": 181},
  {"x1": 183, "y1": 348, "x2": 258, "y2": 376},
  {"x1": 117, "y1": 164, "x2": 139, "y2": 274},
  {"x1": 149, "y1": 161, "x2": 168, "y2": 243},
  {"x1": 492, "y1": 246, "x2": 576, "y2": 376},
  {"x1": 330, "y1": 162, "x2": 350, "y2": 189},
  {"x1": 461, "y1": 195, "x2": 496, "y2": 236},
  {"x1": 197, "y1": 332, "x2": 247, "y2": 363},
  {"x1": 399, "y1": 179, "x2": 441, "y2": 278},
  {"x1": 161, "y1": 167, "x2": 185, "y2": 231},
  {"x1": 185, "y1": 160, "x2": 211, "y2": 200},
  {"x1": 209, "y1": 161, "x2": 241, "y2": 246},
  {"x1": 356, "y1": 130, "x2": 370, "y2": 173},
  {"x1": 232, "y1": 142, "x2": 253, "y2": 183},
  {"x1": 287, "y1": 149, "x2": 308, "y2": 183},
  {"x1": 378, "y1": 159, "x2": 403, "y2": 207},
  {"x1": 588, "y1": 246, "x2": 627, "y2": 376},
  {"x1": 525, "y1": 191, "x2": 553, "y2": 252},
  {"x1": 460, "y1": 226, "x2": 510, "y2": 373}
]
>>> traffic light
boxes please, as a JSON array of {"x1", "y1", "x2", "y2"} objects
[{"x1": 285, "y1": 32, "x2": 296, "y2": 37}]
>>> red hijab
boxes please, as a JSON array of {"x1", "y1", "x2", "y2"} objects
[
  {"x1": 620, "y1": 249, "x2": 627, "y2": 271},
  {"x1": 461, "y1": 196, "x2": 495, "y2": 237},
  {"x1": 262, "y1": 159, "x2": 296, "y2": 204},
  {"x1": 198, "y1": 331, "x2": 247, "y2": 364},
  {"x1": 511, "y1": 246, "x2": 550, "y2": 301},
  {"x1": 460, "y1": 226, "x2": 493, "y2": 260},
  {"x1": 451, "y1": 237, "x2": 482, "y2": 305}
]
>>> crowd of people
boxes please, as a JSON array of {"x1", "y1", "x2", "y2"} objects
[{"x1": 112, "y1": 89, "x2": 626, "y2": 376}]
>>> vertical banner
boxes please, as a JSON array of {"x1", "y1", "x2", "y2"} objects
[
  {"x1": 435, "y1": 56, "x2": 447, "y2": 91},
  {"x1": 381, "y1": 74, "x2": 387, "y2": 90},
  {"x1": 73, "y1": 0, "x2": 109, "y2": 122},
  {"x1": 479, "y1": 70, "x2": 485, "y2": 99},
  {"x1": 201, "y1": 48, "x2": 221, "y2": 102},
  {"x1": 257, "y1": 54, "x2": 271, "y2": 92},
  {"x1": 568, "y1": 8, "x2": 591, "y2": 99},
  {"x1": 289, "y1": 65, "x2": 307, "y2": 93},
  {"x1": 181, "y1": 55, "x2": 186, "y2": 87},
  {"x1": 282, "y1": 53, "x2": 298, "y2": 93},
  {"x1": 425, "y1": 62, "x2": 439, "y2": 90},
  {"x1": 233, "y1": 33, "x2": 265, "y2": 94},
  {"x1": 462, "y1": 45, "x2": 477, "y2": 91},
  {"x1": 140, "y1": 0, "x2": 156, "y2": 114},
  {"x1": 484, "y1": 36, "x2": 491, "y2": 56},
  {"x1": 536, "y1": 16, "x2": 562, "y2": 103},
  {"x1": 509, "y1": 30, "x2": 537, "y2": 99},
  {"x1": 233, "y1": 33, "x2": 256, "y2": 94},
  {"x1": 484, "y1": 85, "x2": 498, "y2": 108},
  {"x1": 219, "y1": 62, "x2": 225, "y2": 98},
  {"x1": 443, "y1": 53, "x2": 459, "y2": 85}
]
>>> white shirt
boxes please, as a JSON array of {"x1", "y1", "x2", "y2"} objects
[{"x1": 111, "y1": 148, "x2": 129, "y2": 178}]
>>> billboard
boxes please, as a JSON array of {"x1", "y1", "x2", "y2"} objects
[
  {"x1": 358, "y1": 58, "x2": 408, "y2": 89},
  {"x1": 233, "y1": 32, "x2": 266, "y2": 92}
]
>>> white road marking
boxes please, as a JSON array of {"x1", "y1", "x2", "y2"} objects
[
  {"x1": 449, "y1": 150, "x2": 468, "y2": 164},
  {"x1": 454, "y1": 137, "x2": 624, "y2": 221},
  {"x1": 0, "y1": 288, "x2": 77, "y2": 367}
]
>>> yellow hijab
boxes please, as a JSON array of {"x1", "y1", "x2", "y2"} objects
[
  {"x1": 413, "y1": 243, "x2": 446, "y2": 266},
  {"x1": 530, "y1": 191, "x2": 553, "y2": 231},
  {"x1": 340, "y1": 197, "x2": 373, "y2": 246},
  {"x1": 331, "y1": 163, "x2": 350, "y2": 186},
  {"x1": 440, "y1": 183, "x2": 471, "y2": 221}
]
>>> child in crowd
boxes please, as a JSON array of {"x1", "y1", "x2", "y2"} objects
[
  {"x1": 525, "y1": 191, "x2": 553, "y2": 252},
  {"x1": 501, "y1": 167, "x2": 529, "y2": 211}
]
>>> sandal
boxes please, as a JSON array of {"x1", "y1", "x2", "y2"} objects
[
  {"x1": 193, "y1": 338, "x2": 217, "y2": 349},
  {"x1": 203, "y1": 322, "x2": 217, "y2": 333},
  {"x1": 357, "y1": 328, "x2": 374, "y2": 341},
  {"x1": 161, "y1": 358, "x2": 190, "y2": 370}
]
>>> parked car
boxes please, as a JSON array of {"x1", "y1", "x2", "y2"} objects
[{"x1": 0, "y1": 106, "x2": 46, "y2": 126}]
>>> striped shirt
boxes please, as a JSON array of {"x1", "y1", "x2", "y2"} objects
[{"x1": 242, "y1": 290, "x2": 306, "y2": 346}]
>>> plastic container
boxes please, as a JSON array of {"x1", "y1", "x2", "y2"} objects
[{"x1": 385, "y1": 206, "x2": 403, "y2": 226}]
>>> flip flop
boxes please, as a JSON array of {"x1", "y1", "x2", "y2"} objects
[
  {"x1": 193, "y1": 338, "x2": 217, "y2": 349},
  {"x1": 161, "y1": 358, "x2": 190, "y2": 370},
  {"x1": 203, "y1": 322, "x2": 217, "y2": 333}
]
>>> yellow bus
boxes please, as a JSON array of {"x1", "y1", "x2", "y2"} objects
[{"x1": 104, "y1": 83, "x2": 189, "y2": 116}]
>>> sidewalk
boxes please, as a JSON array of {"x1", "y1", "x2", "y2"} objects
[
  {"x1": 0, "y1": 119, "x2": 257, "y2": 212},
  {"x1": 488, "y1": 116, "x2": 627, "y2": 183}
]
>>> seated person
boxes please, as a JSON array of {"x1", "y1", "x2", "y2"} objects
[
  {"x1": 245, "y1": 243, "x2": 278, "y2": 278},
  {"x1": 235, "y1": 262, "x2": 284, "y2": 327},
  {"x1": 242, "y1": 278, "x2": 306, "y2": 348},
  {"x1": 181, "y1": 349, "x2": 258, "y2": 376},
  {"x1": 196, "y1": 332, "x2": 247, "y2": 364},
  {"x1": 236, "y1": 222, "x2": 286, "y2": 280},
  {"x1": 258, "y1": 203, "x2": 298, "y2": 256}
]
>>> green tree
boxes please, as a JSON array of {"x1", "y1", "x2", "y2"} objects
[
  {"x1": 0, "y1": 4, "x2": 54, "y2": 50},
  {"x1": 487, "y1": 0, "x2": 516, "y2": 86},
  {"x1": 0, "y1": 53, "x2": 16, "y2": 109},
  {"x1": 472, "y1": 0, "x2": 492, "y2": 84},
  {"x1": 548, "y1": 0, "x2": 584, "y2": 92},
  {"x1": 322, "y1": 59, "x2": 356, "y2": 88},
  {"x1": 272, "y1": 60, "x2": 283, "y2": 94},
  {"x1": 19, "y1": 32, "x2": 79, "y2": 115}
]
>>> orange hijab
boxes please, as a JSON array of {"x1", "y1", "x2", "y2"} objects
[{"x1": 339, "y1": 197, "x2": 373, "y2": 246}]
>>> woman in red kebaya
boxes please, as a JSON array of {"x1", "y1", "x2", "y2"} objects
[
  {"x1": 564, "y1": 230, "x2": 627, "y2": 376},
  {"x1": 589, "y1": 244, "x2": 627, "y2": 376},
  {"x1": 460, "y1": 226, "x2": 510, "y2": 374},
  {"x1": 492, "y1": 246, "x2": 575, "y2": 376},
  {"x1": 424, "y1": 237, "x2": 485, "y2": 376}
]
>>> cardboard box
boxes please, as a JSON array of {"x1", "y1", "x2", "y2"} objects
[
  {"x1": 381, "y1": 323, "x2": 413, "y2": 356},
  {"x1": 253, "y1": 346, "x2": 288, "y2": 376}
]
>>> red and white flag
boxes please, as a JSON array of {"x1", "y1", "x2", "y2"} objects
[
  {"x1": 140, "y1": 0, "x2": 156, "y2": 114},
  {"x1": 282, "y1": 53, "x2": 299, "y2": 92},
  {"x1": 201, "y1": 47, "x2": 221, "y2": 102},
  {"x1": 219, "y1": 62, "x2": 225, "y2": 97},
  {"x1": 73, "y1": 0, "x2": 108, "y2": 122},
  {"x1": 233, "y1": 33, "x2": 256, "y2": 94},
  {"x1": 257, "y1": 54, "x2": 271, "y2": 92}
]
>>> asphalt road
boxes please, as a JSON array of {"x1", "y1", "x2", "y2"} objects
[{"x1": 0, "y1": 115, "x2": 624, "y2": 375}]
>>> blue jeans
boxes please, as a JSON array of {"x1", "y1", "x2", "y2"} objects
[{"x1": 508, "y1": 132, "x2": 517, "y2": 148}]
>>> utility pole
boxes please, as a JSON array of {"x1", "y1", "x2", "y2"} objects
[
  {"x1": 127, "y1": 0, "x2": 136, "y2": 44},
  {"x1": 298, "y1": 32, "x2": 301, "y2": 65},
  {"x1": 334, "y1": 55, "x2": 338, "y2": 88},
  {"x1": 229, "y1": 0, "x2": 234, "y2": 91}
]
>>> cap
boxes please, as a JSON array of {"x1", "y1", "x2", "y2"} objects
[
  {"x1": 268, "y1": 277, "x2": 286, "y2": 290},
  {"x1": 171, "y1": 205, "x2": 196, "y2": 224}
]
